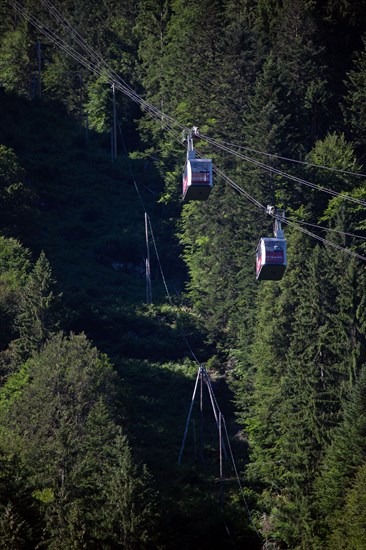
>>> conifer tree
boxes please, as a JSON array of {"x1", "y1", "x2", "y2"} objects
[
  {"x1": 269, "y1": 240, "x2": 360, "y2": 546},
  {"x1": 0, "y1": 237, "x2": 31, "y2": 369},
  {"x1": 0, "y1": 145, "x2": 33, "y2": 238},
  {"x1": 326, "y1": 460, "x2": 366, "y2": 550},
  {"x1": 14, "y1": 251, "x2": 61, "y2": 356},
  {"x1": 0, "y1": 25, "x2": 33, "y2": 98},
  {"x1": 242, "y1": 227, "x2": 310, "y2": 480},
  {"x1": 305, "y1": 132, "x2": 363, "y2": 218},
  {"x1": 0, "y1": 333, "x2": 157, "y2": 548},
  {"x1": 315, "y1": 364, "x2": 366, "y2": 544},
  {"x1": 271, "y1": 0, "x2": 329, "y2": 146},
  {"x1": 343, "y1": 34, "x2": 366, "y2": 158}
]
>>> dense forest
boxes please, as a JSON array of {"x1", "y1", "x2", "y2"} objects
[{"x1": 1, "y1": 0, "x2": 366, "y2": 548}]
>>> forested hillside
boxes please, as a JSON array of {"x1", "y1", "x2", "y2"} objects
[{"x1": 2, "y1": 1, "x2": 366, "y2": 548}]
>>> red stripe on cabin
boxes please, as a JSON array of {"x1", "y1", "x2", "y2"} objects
[
  {"x1": 266, "y1": 251, "x2": 284, "y2": 263},
  {"x1": 191, "y1": 173, "x2": 210, "y2": 184}
]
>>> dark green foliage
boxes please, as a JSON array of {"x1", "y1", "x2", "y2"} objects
[
  {"x1": 14, "y1": 251, "x2": 61, "y2": 356},
  {"x1": 0, "y1": 145, "x2": 34, "y2": 238},
  {"x1": 326, "y1": 460, "x2": 366, "y2": 550},
  {"x1": 315, "y1": 364, "x2": 366, "y2": 544},
  {"x1": 0, "y1": 333, "x2": 157, "y2": 549},
  {"x1": 0, "y1": 27, "x2": 34, "y2": 98},
  {"x1": 0, "y1": 237, "x2": 31, "y2": 362},
  {"x1": 2, "y1": 1, "x2": 366, "y2": 548},
  {"x1": 343, "y1": 35, "x2": 366, "y2": 159}
]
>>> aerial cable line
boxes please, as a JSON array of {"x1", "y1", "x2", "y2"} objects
[
  {"x1": 39, "y1": 0, "x2": 188, "y2": 132},
  {"x1": 200, "y1": 136, "x2": 366, "y2": 179},
  {"x1": 145, "y1": 212, "x2": 153, "y2": 304},
  {"x1": 40, "y1": 0, "x2": 130, "y2": 87},
  {"x1": 198, "y1": 149, "x2": 366, "y2": 252},
  {"x1": 39, "y1": 0, "x2": 174, "y2": 124},
  {"x1": 287, "y1": 218, "x2": 366, "y2": 241},
  {"x1": 9, "y1": 1, "x2": 189, "y2": 134},
  {"x1": 11, "y1": 1, "x2": 366, "y2": 261},
  {"x1": 220, "y1": 414, "x2": 260, "y2": 538},
  {"x1": 10, "y1": 2, "x2": 109, "y2": 76},
  {"x1": 208, "y1": 159, "x2": 366, "y2": 263},
  {"x1": 11, "y1": 0, "x2": 366, "y2": 213},
  {"x1": 119, "y1": 120, "x2": 148, "y2": 213},
  {"x1": 282, "y1": 217, "x2": 366, "y2": 262},
  {"x1": 201, "y1": 136, "x2": 366, "y2": 208},
  {"x1": 12, "y1": 0, "x2": 199, "y2": 355},
  {"x1": 179, "y1": 366, "x2": 261, "y2": 540}
]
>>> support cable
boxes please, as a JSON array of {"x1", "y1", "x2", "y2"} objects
[
  {"x1": 9, "y1": 1, "x2": 189, "y2": 139},
  {"x1": 201, "y1": 136, "x2": 366, "y2": 208},
  {"x1": 204, "y1": 372, "x2": 228, "y2": 460},
  {"x1": 208, "y1": 161, "x2": 366, "y2": 263},
  {"x1": 200, "y1": 368, "x2": 204, "y2": 463},
  {"x1": 12, "y1": 0, "x2": 366, "y2": 214},
  {"x1": 221, "y1": 415, "x2": 261, "y2": 539},
  {"x1": 286, "y1": 218, "x2": 366, "y2": 241},
  {"x1": 38, "y1": 0, "x2": 189, "y2": 132},
  {"x1": 178, "y1": 367, "x2": 202, "y2": 465},
  {"x1": 145, "y1": 212, "x2": 153, "y2": 304},
  {"x1": 199, "y1": 136, "x2": 366, "y2": 179},
  {"x1": 180, "y1": 365, "x2": 261, "y2": 539},
  {"x1": 118, "y1": 122, "x2": 148, "y2": 212},
  {"x1": 147, "y1": 216, "x2": 172, "y2": 305}
]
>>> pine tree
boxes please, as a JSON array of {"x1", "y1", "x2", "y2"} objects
[
  {"x1": 271, "y1": 238, "x2": 361, "y2": 547},
  {"x1": 242, "y1": 227, "x2": 310, "y2": 474},
  {"x1": 271, "y1": 0, "x2": 329, "y2": 146}
]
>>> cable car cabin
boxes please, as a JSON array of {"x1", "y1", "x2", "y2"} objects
[
  {"x1": 256, "y1": 237, "x2": 287, "y2": 281},
  {"x1": 183, "y1": 157, "x2": 213, "y2": 201}
]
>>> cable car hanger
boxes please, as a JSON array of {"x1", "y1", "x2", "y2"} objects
[
  {"x1": 182, "y1": 127, "x2": 213, "y2": 201},
  {"x1": 256, "y1": 206, "x2": 287, "y2": 281}
]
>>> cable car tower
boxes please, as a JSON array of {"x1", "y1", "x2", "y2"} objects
[
  {"x1": 256, "y1": 206, "x2": 287, "y2": 281},
  {"x1": 182, "y1": 127, "x2": 213, "y2": 201}
]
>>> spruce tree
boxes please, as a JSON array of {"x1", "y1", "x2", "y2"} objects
[
  {"x1": 14, "y1": 251, "x2": 61, "y2": 356},
  {"x1": 0, "y1": 237, "x2": 31, "y2": 370},
  {"x1": 326, "y1": 460, "x2": 366, "y2": 550},
  {"x1": 315, "y1": 364, "x2": 366, "y2": 545},
  {"x1": 343, "y1": 34, "x2": 366, "y2": 159},
  {"x1": 0, "y1": 145, "x2": 33, "y2": 238}
]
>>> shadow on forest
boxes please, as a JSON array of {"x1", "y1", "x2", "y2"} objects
[
  {"x1": 116, "y1": 358, "x2": 259, "y2": 549},
  {"x1": 0, "y1": 90, "x2": 260, "y2": 550},
  {"x1": 69, "y1": 302, "x2": 208, "y2": 362}
]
